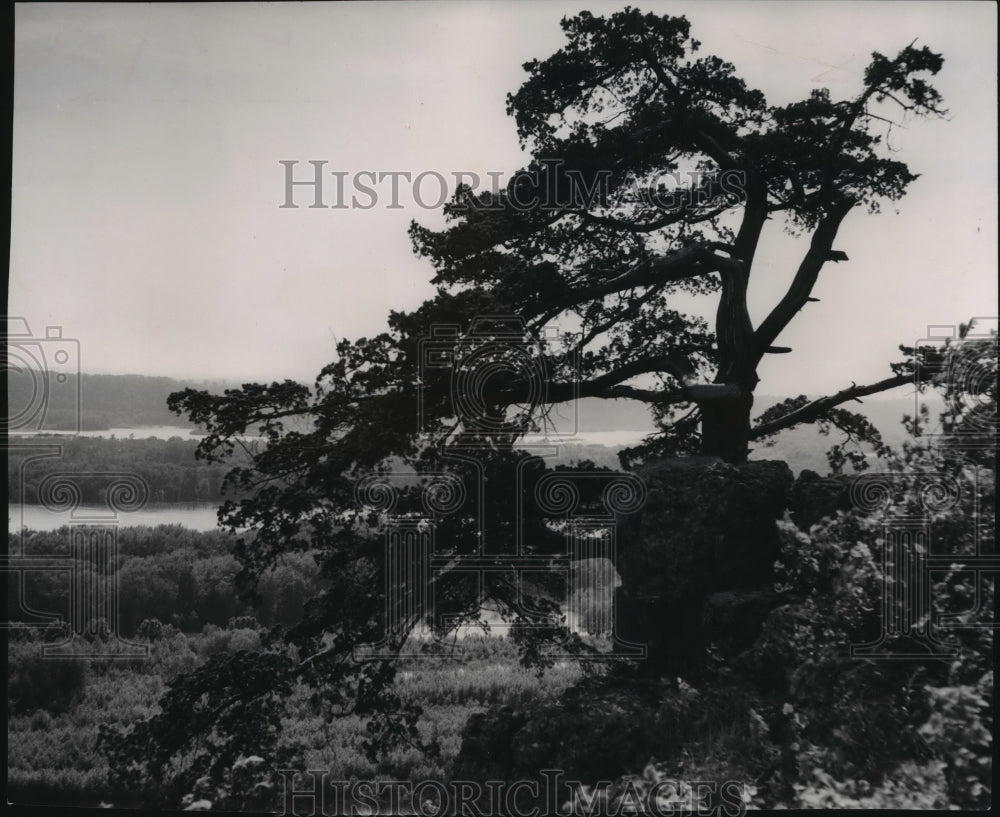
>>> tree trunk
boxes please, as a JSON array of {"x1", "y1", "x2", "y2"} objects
[{"x1": 690, "y1": 384, "x2": 753, "y2": 463}]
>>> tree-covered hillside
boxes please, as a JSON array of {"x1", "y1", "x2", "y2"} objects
[{"x1": 7, "y1": 374, "x2": 230, "y2": 431}]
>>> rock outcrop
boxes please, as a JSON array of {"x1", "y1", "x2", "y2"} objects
[
  {"x1": 614, "y1": 458, "x2": 794, "y2": 673},
  {"x1": 451, "y1": 457, "x2": 801, "y2": 787},
  {"x1": 789, "y1": 469, "x2": 854, "y2": 530}
]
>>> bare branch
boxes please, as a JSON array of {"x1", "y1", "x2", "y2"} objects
[
  {"x1": 748, "y1": 373, "x2": 911, "y2": 439},
  {"x1": 753, "y1": 196, "x2": 856, "y2": 357}
]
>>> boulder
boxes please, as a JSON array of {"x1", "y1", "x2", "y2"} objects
[
  {"x1": 614, "y1": 458, "x2": 794, "y2": 673},
  {"x1": 701, "y1": 588, "x2": 802, "y2": 659},
  {"x1": 449, "y1": 460, "x2": 798, "y2": 794},
  {"x1": 789, "y1": 469, "x2": 853, "y2": 530}
]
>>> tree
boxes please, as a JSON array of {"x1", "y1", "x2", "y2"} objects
[
  {"x1": 407, "y1": 9, "x2": 947, "y2": 463},
  {"x1": 105, "y1": 9, "x2": 954, "y2": 803}
]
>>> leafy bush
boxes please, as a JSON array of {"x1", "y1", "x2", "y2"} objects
[
  {"x1": 563, "y1": 759, "x2": 757, "y2": 816},
  {"x1": 744, "y1": 436, "x2": 994, "y2": 806},
  {"x1": 8, "y1": 650, "x2": 89, "y2": 715},
  {"x1": 136, "y1": 618, "x2": 169, "y2": 641},
  {"x1": 574, "y1": 400, "x2": 995, "y2": 810},
  {"x1": 194, "y1": 624, "x2": 262, "y2": 657},
  {"x1": 917, "y1": 676, "x2": 993, "y2": 808},
  {"x1": 792, "y1": 760, "x2": 951, "y2": 808}
]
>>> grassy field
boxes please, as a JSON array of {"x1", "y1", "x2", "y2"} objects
[{"x1": 7, "y1": 625, "x2": 584, "y2": 808}]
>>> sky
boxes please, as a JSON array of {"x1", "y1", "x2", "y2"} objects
[{"x1": 9, "y1": 1, "x2": 998, "y2": 398}]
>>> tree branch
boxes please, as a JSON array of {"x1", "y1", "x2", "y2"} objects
[
  {"x1": 752, "y1": 196, "x2": 856, "y2": 358},
  {"x1": 748, "y1": 373, "x2": 911, "y2": 439},
  {"x1": 575, "y1": 198, "x2": 731, "y2": 233},
  {"x1": 542, "y1": 241, "x2": 730, "y2": 314},
  {"x1": 636, "y1": 34, "x2": 743, "y2": 170},
  {"x1": 715, "y1": 173, "x2": 768, "y2": 387}
]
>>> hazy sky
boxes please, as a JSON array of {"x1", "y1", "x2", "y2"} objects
[{"x1": 10, "y1": 1, "x2": 997, "y2": 397}]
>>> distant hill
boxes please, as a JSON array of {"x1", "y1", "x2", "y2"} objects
[
  {"x1": 551, "y1": 393, "x2": 926, "y2": 475},
  {"x1": 551, "y1": 394, "x2": 921, "y2": 439},
  {"x1": 749, "y1": 393, "x2": 936, "y2": 474},
  {"x1": 8, "y1": 372, "x2": 930, "y2": 475},
  {"x1": 7, "y1": 373, "x2": 232, "y2": 431},
  {"x1": 570, "y1": 398, "x2": 656, "y2": 432}
]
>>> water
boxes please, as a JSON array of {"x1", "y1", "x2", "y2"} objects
[
  {"x1": 521, "y1": 430, "x2": 648, "y2": 447},
  {"x1": 8, "y1": 425, "x2": 206, "y2": 441},
  {"x1": 8, "y1": 502, "x2": 221, "y2": 533},
  {"x1": 11, "y1": 425, "x2": 646, "y2": 447},
  {"x1": 7, "y1": 426, "x2": 646, "y2": 535}
]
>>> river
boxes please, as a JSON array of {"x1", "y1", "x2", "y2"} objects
[
  {"x1": 7, "y1": 425, "x2": 650, "y2": 534},
  {"x1": 7, "y1": 502, "x2": 221, "y2": 533},
  {"x1": 7, "y1": 424, "x2": 209, "y2": 441},
  {"x1": 10, "y1": 426, "x2": 648, "y2": 446}
]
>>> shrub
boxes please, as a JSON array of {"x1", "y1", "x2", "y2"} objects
[
  {"x1": 8, "y1": 652, "x2": 89, "y2": 715},
  {"x1": 194, "y1": 624, "x2": 262, "y2": 657},
  {"x1": 745, "y1": 442, "x2": 994, "y2": 806},
  {"x1": 136, "y1": 618, "x2": 167, "y2": 641},
  {"x1": 792, "y1": 759, "x2": 951, "y2": 809},
  {"x1": 917, "y1": 676, "x2": 993, "y2": 808}
]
